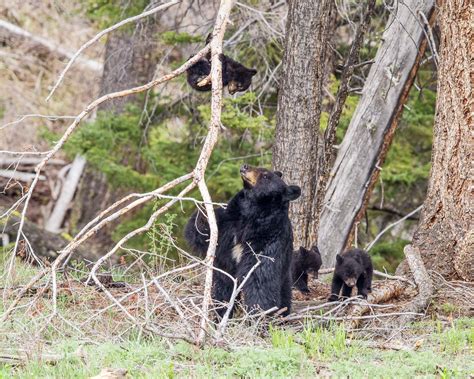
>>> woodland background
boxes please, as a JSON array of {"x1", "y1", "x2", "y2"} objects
[{"x1": 0, "y1": 1, "x2": 472, "y2": 378}]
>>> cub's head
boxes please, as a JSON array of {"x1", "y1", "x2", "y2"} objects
[
  {"x1": 239, "y1": 164, "x2": 301, "y2": 204},
  {"x1": 228, "y1": 68, "x2": 257, "y2": 94},
  {"x1": 335, "y1": 253, "x2": 364, "y2": 288},
  {"x1": 299, "y1": 246, "x2": 322, "y2": 276}
]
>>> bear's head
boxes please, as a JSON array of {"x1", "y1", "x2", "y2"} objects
[
  {"x1": 228, "y1": 68, "x2": 257, "y2": 94},
  {"x1": 335, "y1": 253, "x2": 364, "y2": 288},
  {"x1": 299, "y1": 245, "x2": 322, "y2": 276},
  {"x1": 239, "y1": 164, "x2": 301, "y2": 204}
]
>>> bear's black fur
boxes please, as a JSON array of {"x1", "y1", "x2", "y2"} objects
[
  {"x1": 186, "y1": 35, "x2": 257, "y2": 94},
  {"x1": 328, "y1": 248, "x2": 373, "y2": 301},
  {"x1": 291, "y1": 245, "x2": 322, "y2": 294},
  {"x1": 185, "y1": 165, "x2": 300, "y2": 318}
]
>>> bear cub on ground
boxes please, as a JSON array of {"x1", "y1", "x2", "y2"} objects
[
  {"x1": 292, "y1": 245, "x2": 322, "y2": 294},
  {"x1": 328, "y1": 248, "x2": 373, "y2": 301},
  {"x1": 186, "y1": 35, "x2": 257, "y2": 94},
  {"x1": 185, "y1": 164, "x2": 300, "y2": 318}
]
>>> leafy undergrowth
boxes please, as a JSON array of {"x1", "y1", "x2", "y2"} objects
[
  {"x1": 0, "y1": 257, "x2": 472, "y2": 378},
  {"x1": 0, "y1": 318, "x2": 472, "y2": 378}
]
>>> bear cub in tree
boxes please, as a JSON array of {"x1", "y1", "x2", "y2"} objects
[
  {"x1": 292, "y1": 245, "x2": 322, "y2": 294},
  {"x1": 186, "y1": 35, "x2": 257, "y2": 94},
  {"x1": 328, "y1": 248, "x2": 373, "y2": 301},
  {"x1": 185, "y1": 164, "x2": 301, "y2": 318}
]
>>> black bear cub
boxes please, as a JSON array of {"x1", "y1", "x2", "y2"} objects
[
  {"x1": 328, "y1": 248, "x2": 373, "y2": 301},
  {"x1": 185, "y1": 164, "x2": 301, "y2": 318},
  {"x1": 186, "y1": 35, "x2": 257, "y2": 94},
  {"x1": 292, "y1": 245, "x2": 322, "y2": 294}
]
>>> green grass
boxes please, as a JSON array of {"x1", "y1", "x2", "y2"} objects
[
  {"x1": 1, "y1": 319, "x2": 472, "y2": 378},
  {"x1": 0, "y1": 259, "x2": 472, "y2": 378}
]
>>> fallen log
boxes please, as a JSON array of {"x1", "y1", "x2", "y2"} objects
[
  {"x1": 0, "y1": 19, "x2": 102, "y2": 72},
  {"x1": 1, "y1": 206, "x2": 104, "y2": 264},
  {"x1": 345, "y1": 280, "x2": 408, "y2": 329}
]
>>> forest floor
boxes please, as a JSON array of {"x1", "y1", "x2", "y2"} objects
[{"x1": 0, "y1": 259, "x2": 472, "y2": 379}]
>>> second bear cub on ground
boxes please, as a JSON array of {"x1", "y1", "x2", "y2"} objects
[
  {"x1": 292, "y1": 245, "x2": 322, "y2": 294},
  {"x1": 328, "y1": 248, "x2": 373, "y2": 301}
]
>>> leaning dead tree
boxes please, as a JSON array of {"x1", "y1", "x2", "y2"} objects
[
  {"x1": 1, "y1": 0, "x2": 235, "y2": 346},
  {"x1": 318, "y1": 0, "x2": 436, "y2": 267}
]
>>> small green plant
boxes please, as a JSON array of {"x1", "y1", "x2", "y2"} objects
[
  {"x1": 269, "y1": 325, "x2": 296, "y2": 349},
  {"x1": 301, "y1": 320, "x2": 351, "y2": 360},
  {"x1": 147, "y1": 210, "x2": 178, "y2": 270}
]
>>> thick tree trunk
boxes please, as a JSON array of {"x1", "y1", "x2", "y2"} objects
[
  {"x1": 98, "y1": 15, "x2": 159, "y2": 113},
  {"x1": 272, "y1": 0, "x2": 335, "y2": 249},
  {"x1": 411, "y1": 0, "x2": 472, "y2": 281},
  {"x1": 72, "y1": 3, "x2": 160, "y2": 233},
  {"x1": 317, "y1": 0, "x2": 435, "y2": 267}
]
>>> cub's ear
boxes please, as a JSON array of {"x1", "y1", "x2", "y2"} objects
[
  {"x1": 249, "y1": 69, "x2": 257, "y2": 76},
  {"x1": 285, "y1": 185, "x2": 301, "y2": 201},
  {"x1": 311, "y1": 245, "x2": 320, "y2": 255},
  {"x1": 274, "y1": 171, "x2": 283, "y2": 178},
  {"x1": 299, "y1": 246, "x2": 309, "y2": 255},
  {"x1": 336, "y1": 254, "x2": 343, "y2": 264}
]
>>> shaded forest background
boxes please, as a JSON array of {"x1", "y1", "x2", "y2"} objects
[{"x1": 0, "y1": 0, "x2": 436, "y2": 272}]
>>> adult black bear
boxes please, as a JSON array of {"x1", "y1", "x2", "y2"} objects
[
  {"x1": 292, "y1": 245, "x2": 322, "y2": 294},
  {"x1": 185, "y1": 165, "x2": 300, "y2": 318},
  {"x1": 328, "y1": 248, "x2": 373, "y2": 301},
  {"x1": 186, "y1": 35, "x2": 257, "y2": 94}
]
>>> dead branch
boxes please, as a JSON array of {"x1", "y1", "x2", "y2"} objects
[
  {"x1": 45, "y1": 155, "x2": 86, "y2": 233},
  {"x1": 195, "y1": 0, "x2": 235, "y2": 345},
  {"x1": 0, "y1": 170, "x2": 46, "y2": 182},
  {"x1": 392, "y1": 245, "x2": 434, "y2": 329},
  {"x1": 0, "y1": 19, "x2": 102, "y2": 72},
  {"x1": 365, "y1": 205, "x2": 423, "y2": 251},
  {"x1": 344, "y1": 280, "x2": 407, "y2": 329},
  {"x1": 318, "y1": 266, "x2": 414, "y2": 285}
]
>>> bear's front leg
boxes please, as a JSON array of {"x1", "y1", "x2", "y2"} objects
[
  {"x1": 341, "y1": 283, "x2": 353, "y2": 298},
  {"x1": 328, "y1": 276, "x2": 343, "y2": 301},
  {"x1": 238, "y1": 255, "x2": 282, "y2": 316},
  {"x1": 294, "y1": 272, "x2": 310, "y2": 293},
  {"x1": 280, "y1": 271, "x2": 292, "y2": 316},
  {"x1": 356, "y1": 275, "x2": 369, "y2": 299}
]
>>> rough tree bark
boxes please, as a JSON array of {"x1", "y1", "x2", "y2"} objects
[
  {"x1": 71, "y1": 2, "x2": 160, "y2": 233},
  {"x1": 272, "y1": 0, "x2": 335, "y2": 249},
  {"x1": 411, "y1": 0, "x2": 472, "y2": 281},
  {"x1": 317, "y1": 0, "x2": 436, "y2": 267}
]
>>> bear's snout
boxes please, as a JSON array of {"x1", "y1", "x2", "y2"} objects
[{"x1": 240, "y1": 164, "x2": 249, "y2": 173}]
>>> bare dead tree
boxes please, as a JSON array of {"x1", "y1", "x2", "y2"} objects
[{"x1": 318, "y1": 0, "x2": 436, "y2": 267}]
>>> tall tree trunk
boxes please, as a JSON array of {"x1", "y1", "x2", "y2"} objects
[
  {"x1": 272, "y1": 0, "x2": 335, "y2": 249},
  {"x1": 71, "y1": 3, "x2": 160, "y2": 233},
  {"x1": 317, "y1": 0, "x2": 435, "y2": 267},
  {"x1": 411, "y1": 0, "x2": 472, "y2": 281}
]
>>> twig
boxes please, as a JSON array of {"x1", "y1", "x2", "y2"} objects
[
  {"x1": 216, "y1": 251, "x2": 262, "y2": 341},
  {"x1": 365, "y1": 205, "x2": 422, "y2": 251}
]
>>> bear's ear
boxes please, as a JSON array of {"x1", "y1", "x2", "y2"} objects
[
  {"x1": 300, "y1": 246, "x2": 309, "y2": 255},
  {"x1": 249, "y1": 69, "x2": 257, "y2": 76},
  {"x1": 311, "y1": 245, "x2": 320, "y2": 254},
  {"x1": 336, "y1": 254, "x2": 343, "y2": 264},
  {"x1": 285, "y1": 185, "x2": 301, "y2": 201},
  {"x1": 274, "y1": 171, "x2": 283, "y2": 178}
]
